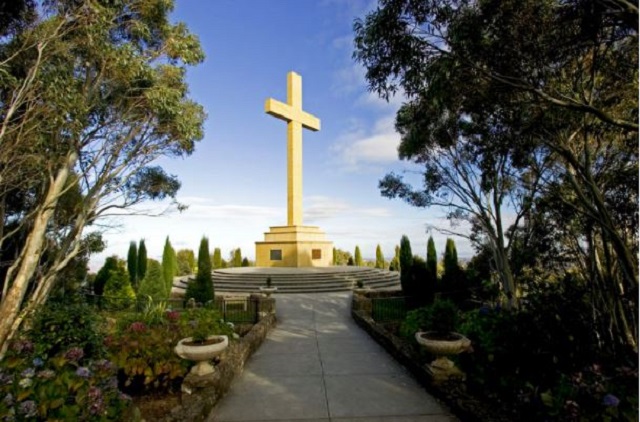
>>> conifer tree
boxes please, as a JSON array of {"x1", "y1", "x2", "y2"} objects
[
  {"x1": 186, "y1": 237, "x2": 214, "y2": 304},
  {"x1": 354, "y1": 246, "x2": 363, "y2": 266},
  {"x1": 233, "y1": 248, "x2": 242, "y2": 267},
  {"x1": 332, "y1": 247, "x2": 337, "y2": 265},
  {"x1": 138, "y1": 259, "x2": 167, "y2": 300},
  {"x1": 241, "y1": 257, "x2": 250, "y2": 267},
  {"x1": 212, "y1": 248, "x2": 222, "y2": 269},
  {"x1": 176, "y1": 249, "x2": 195, "y2": 275},
  {"x1": 399, "y1": 235, "x2": 413, "y2": 295},
  {"x1": 137, "y1": 240, "x2": 147, "y2": 281},
  {"x1": 427, "y1": 236, "x2": 437, "y2": 282},
  {"x1": 127, "y1": 241, "x2": 138, "y2": 291},
  {"x1": 94, "y1": 256, "x2": 119, "y2": 295},
  {"x1": 162, "y1": 237, "x2": 176, "y2": 294},
  {"x1": 375, "y1": 244, "x2": 385, "y2": 269},
  {"x1": 103, "y1": 258, "x2": 136, "y2": 309},
  {"x1": 443, "y1": 238, "x2": 459, "y2": 277}
]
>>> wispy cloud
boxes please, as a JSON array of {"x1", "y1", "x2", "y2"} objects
[
  {"x1": 305, "y1": 195, "x2": 391, "y2": 223},
  {"x1": 330, "y1": 114, "x2": 401, "y2": 171}
]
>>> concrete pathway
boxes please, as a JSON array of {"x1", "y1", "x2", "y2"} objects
[{"x1": 208, "y1": 293, "x2": 456, "y2": 422}]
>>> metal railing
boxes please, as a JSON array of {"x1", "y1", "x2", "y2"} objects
[{"x1": 371, "y1": 296, "x2": 408, "y2": 322}]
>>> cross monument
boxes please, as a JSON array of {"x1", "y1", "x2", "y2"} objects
[
  {"x1": 265, "y1": 71, "x2": 320, "y2": 226},
  {"x1": 255, "y1": 72, "x2": 333, "y2": 267}
]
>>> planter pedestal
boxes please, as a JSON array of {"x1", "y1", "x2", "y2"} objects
[
  {"x1": 415, "y1": 331, "x2": 471, "y2": 382},
  {"x1": 175, "y1": 335, "x2": 229, "y2": 376}
]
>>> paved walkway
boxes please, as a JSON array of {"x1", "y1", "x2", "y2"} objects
[{"x1": 208, "y1": 293, "x2": 456, "y2": 422}]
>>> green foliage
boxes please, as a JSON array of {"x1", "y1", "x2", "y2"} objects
[
  {"x1": 333, "y1": 248, "x2": 352, "y2": 266},
  {"x1": 347, "y1": 257, "x2": 354, "y2": 266},
  {"x1": 137, "y1": 240, "x2": 147, "y2": 281},
  {"x1": 443, "y1": 238, "x2": 458, "y2": 277},
  {"x1": 212, "y1": 247, "x2": 222, "y2": 269},
  {"x1": 162, "y1": 237, "x2": 177, "y2": 295},
  {"x1": 354, "y1": 246, "x2": 363, "y2": 266},
  {"x1": 103, "y1": 260, "x2": 136, "y2": 310},
  {"x1": 138, "y1": 259, "x2": 168, "y2": 300},
  {"x1": 28, "y1": 298, "x2": 106, "y2": 360},
  {"x1": 375, "y1": 244, "x2": 385, "y2": 269},
  {"x1": 107, "y1": 312, "x2": 187, "y2": 395},
  {"x1": 127, "y1": 241, "x2": 138, "y2": 291},
  {"x1": 232, "y1": 248, "x2": 242, "y2": 268},
  {"x1": 241, "y1": 257, "x2": 250, "y2": 267},
  {"x1": 179, "y1": 308, "x2": 233, "y2": 343},
  {"x1": 400, "y1": 299, "x2": 459, "y2": 339},
  {"x1": 94, "y1": 256, "x2": 118, "y2": 296},
  {"x1": 399, "y1": 235, "x2": 413, "y2": 293},
  {"x1": 185, "y1": 237, "x2": 214, "y2": 304},
  {"x1": 426, "y1": 236, "x2": 437, "y2": 282},
  {"x1": 332, "y1": 247, "x2": 337, "y2": 265},
  {"x1": 1, "y1": 339, "x2": 132, "y2": 420},
  {"x1": 176, "y1": 248, "x2": 195, "y2": 275}
]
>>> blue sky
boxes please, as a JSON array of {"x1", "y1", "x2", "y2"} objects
[{"x1": 90, "y1": 0, "x2": 474, "y2": 270}]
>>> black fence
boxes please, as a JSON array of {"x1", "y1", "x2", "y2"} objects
[
  {"x1": 84, "y1": 294, "x2": 261, "y2": 324},
  {"x1": 371, "y1": 296, "x2": 408, "y2": 322}
]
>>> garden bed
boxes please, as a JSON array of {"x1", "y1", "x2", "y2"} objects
[{"x1": 351, "y1": 294, "x2": 514, "y2": 422}]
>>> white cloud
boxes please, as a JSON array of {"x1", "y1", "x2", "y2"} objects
[
  {"x1": 305, "y1": 195, "x2": 392, "y2": 223},
  {"x1": 330, "y1": 114, "x2": 401, "y2": 171}
]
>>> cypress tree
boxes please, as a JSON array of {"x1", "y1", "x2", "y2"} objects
[
  {"x1": 212, "y1": 248, "x2": 222, "y2": 269},
  {"x1": 427, "y1": 236, "x2": 437, "y2": 282},
  {"x1": 375, "y1": 244, "x2": 385, "y2": 269},
  {"x1": 241, "y1": 257, "x2": 250, "y2": 267},
  {"x1": 354, "y1": 246, "x2": 363, "y2": 266},
  {"x1": 162, "y1": 237, "x2": 176, "y2": 294},
  {"x1": 332, "y1": 247, "x2": 337, "y2": 265},
  {"x1": 103, "y1": 258, "x2": 136, "y2": 309},
  {"x1": 443, "y1": 238, "x2": 459, "y2": 278},
  {"x1": 399, "y1": 235, "x2": 413, "y2": 296},
  {"x1": 137, "y1": 239, "x2": 147, "y2": 281},
  {"x1": 233, "y1": 248, "x2": 242, "y2": 267},
  {"x1": 347, "y1": 257, "x2": 354, "y2": 266},
  {"x1": 127, "y1": 241, "x2": 138, "y2": 291},
  {"x1": 138, "y1": 259, "x2": 167, "y2": 300},
  {"x1": 186, "y1": 237, "x2": 214, "y2": 304},
  {"x1": 94, "y1": 256, "x2": 119, "y2": 295}
]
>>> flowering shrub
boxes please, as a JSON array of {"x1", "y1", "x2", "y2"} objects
[
  {"x1": 107, "y1": 307, "x2": 233, "y2": 394},
  {"x1": 0, "y1": 340, "x2": 131, "y2": 421}
]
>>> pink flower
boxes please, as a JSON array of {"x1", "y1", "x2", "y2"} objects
[
  {"x1": 166, "y1": 310, "x2": 180, "y2": 321},
  {"x1": 128, "y1": 321, "x2": 146, "y2": 333}
]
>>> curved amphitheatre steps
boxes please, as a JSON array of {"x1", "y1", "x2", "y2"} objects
[{"x1": 172, "y1": 267, "x2": 400, "y2": 295}]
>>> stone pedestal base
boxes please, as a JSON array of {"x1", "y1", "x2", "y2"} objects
[{"x1": 255, "y1": 225, "x2": 333, "y2": 267}]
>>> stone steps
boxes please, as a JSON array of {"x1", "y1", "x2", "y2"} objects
[{"x1": 172, "y1": 267, "x2": 400, "y2": 294}]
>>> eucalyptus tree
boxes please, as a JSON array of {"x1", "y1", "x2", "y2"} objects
[{"x1": 0, "y1": 0, "x2": 206, "y2": 353}]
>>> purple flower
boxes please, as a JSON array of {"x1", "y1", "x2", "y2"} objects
[
  {"x1": 20, "y1": 368, "x2": 35, "y2": 379},
  {"x1": 11, "y1": 339, "x2": 34, "y2": 354},
  {"x1": 602, "y1": 394, "x2": 620, "y2": 407},
  {"x1": 32, "y1": 357, "x2": 44, "y2": 367},
  {"x1": 119, "y1": 392, "x2": 132, "y2": 401},
  {"x1": 75, "y1": 367, "x2": 91, "y2": 378},
  {"x1": 18, "y1": 400, "x2": 37, "y2": 418},
  {"x1": 3, "y1": 393, "x2": 14, "y2": 406},
  {"x1": 92, "y1": 359, "x2": 114, "y2": 372},
  {"x1": 64, "y1": 347, "x2": 84, "y2": 362},
  {"x1": 0, "y1": 371, "x2": 12, "y2": 385}
]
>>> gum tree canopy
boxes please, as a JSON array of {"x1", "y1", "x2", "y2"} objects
[
  {"x1": 354, "y1": 0, "x2": 637, "y2": 349},
  {"x1": 0, "y1": 0, "x2": 206, "y2": 354}
]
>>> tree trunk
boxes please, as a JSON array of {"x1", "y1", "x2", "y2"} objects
[{"x1": 0, "y1": 151, "x2": 77, "y2": 357}]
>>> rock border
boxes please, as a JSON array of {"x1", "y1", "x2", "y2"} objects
[
  {"x1": 164, "y1": 296, "x2": 276, "y2": 422},
  {"x1": 351, "y1": 294, "x2": 513, "y2": 422}
]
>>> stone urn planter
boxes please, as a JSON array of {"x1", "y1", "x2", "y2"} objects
[
  {"x1": 175, "y1": 335, "x2": 229, "y2": 376},
  {"x1": 415, "y1": 331, "x2": 471, "y2": 379},
  {"x1": 259, "y1": 286, "x2": 278, "y2": 297}
]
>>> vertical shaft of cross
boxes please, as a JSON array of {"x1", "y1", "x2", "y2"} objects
[
  {"x1": 265, "y1": 71, "x2": 321, "y2": 228},
  {"x1": 287, "y1": 73, "x2": 303, "y2": 226}
]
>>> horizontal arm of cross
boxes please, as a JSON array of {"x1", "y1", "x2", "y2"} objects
[{"x1": 265, "y1": 98, "x2": 320, "y2": 131}]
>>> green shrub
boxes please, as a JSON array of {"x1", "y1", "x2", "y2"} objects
[
  {"x1": 29, "y1": 299, "x2": 106, "y2": 360},
  {"x1": 400, "y1": 299, "x2": 459, "y2": 338},
  {"x1": 0, "y1": 339, "x2": 131, "y2": 420},
  {"x1": 179, "y1": 308, "x2": 234, "y2": 343}
]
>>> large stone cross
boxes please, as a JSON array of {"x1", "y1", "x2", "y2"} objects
[{"x1": 265, "y1": 71, "x2": 320, "y2": 227}]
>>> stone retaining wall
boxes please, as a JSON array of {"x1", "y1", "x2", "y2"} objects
[{"x1": 165, "y1": 298, "x2": 276, "y2": 422}]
